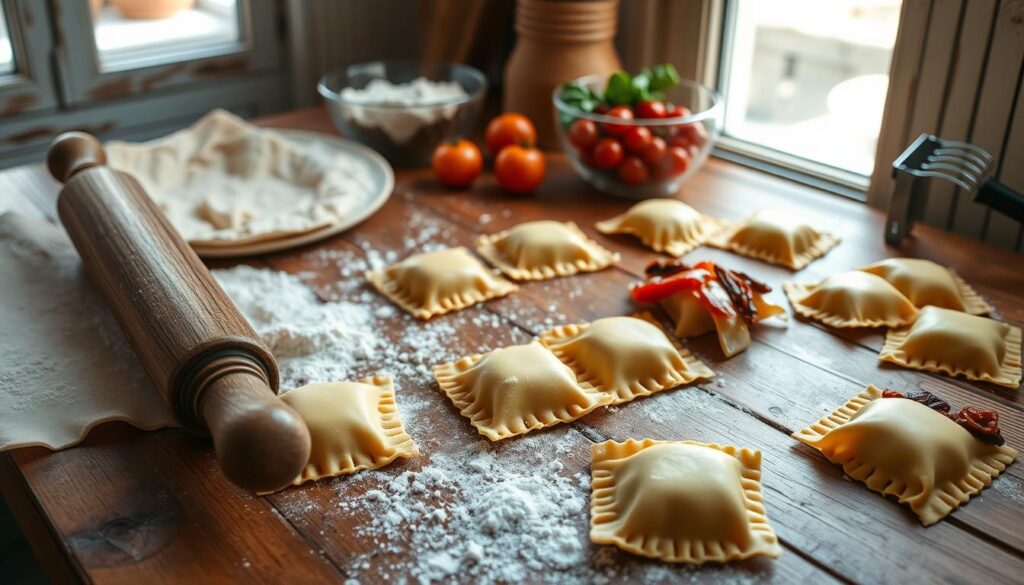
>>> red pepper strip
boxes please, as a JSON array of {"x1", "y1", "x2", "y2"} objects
[{"x1": 630, "y1": 272, "x2": 703, "y2": 304}]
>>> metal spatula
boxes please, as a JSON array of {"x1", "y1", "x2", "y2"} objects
[{"x1": 885, "y1": 134, "x2": 1024, "y2": 244}]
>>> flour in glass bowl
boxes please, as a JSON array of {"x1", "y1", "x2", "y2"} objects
[{"x1": 340, "y1": 77, "x2": 468, "y2": 143}]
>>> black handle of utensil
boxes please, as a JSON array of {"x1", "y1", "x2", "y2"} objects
[{"x1": 975, "y1": 178, "x2": 1024, "y2": 222}]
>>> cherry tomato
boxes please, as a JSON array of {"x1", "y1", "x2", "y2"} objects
[
  {"x1": 640, "y1": 136, "x2": 667, "y2": 166},
  {"x1": 568, "y1": 119, "x2": 600, "y2": 151},
  {"x1": 635, "y1": 100, "x2": 667, "y2": 119},
  {"x1": 665, "y1": 104, "x2": 693, "y2": 118},
  {"x1": 617, "y1": 156, "x2": 649, "y2": 185},
  {"x1": 494, "y1": 145, "x2": 545, "y2": 194},
  {"x1": 432, "y1": 139, "x2": 482, "y2": 188},
  {"x1": 623, "y1": 126, "x2": 653, "y2": 153},
  {"x1": 485, "y1": 113, "x2": 537, "y2": 156},
  {"x1": 602, "y1": 105, "x2": 634, "y2": 137},
  {"x1": 592, "y1": 138, "x2": 624, "y2": 169},
  {"x1": 678, "y1": 122, "x2": 707, "y2": 146},
  {"x1": 666, "y1": 146, "x2": 691, "y2": 176},
  {"x1": 594, "y1": 103, "x2": 610, "y2": 115}
]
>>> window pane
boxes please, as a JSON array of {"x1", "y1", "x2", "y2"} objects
[
  {"x1": 0, "y1": 4, "x2": 15, "y2": 75},
  {"x1": 91, "y1": 0, "x2": 242, "y2": 71},
  {"x1": 721, "y1": 0, "x2": 902, "y2": 176}
]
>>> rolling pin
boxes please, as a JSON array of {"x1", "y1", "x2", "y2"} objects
[{"x1": 47, "y1": 132, "x2": 311, "y2": 493}]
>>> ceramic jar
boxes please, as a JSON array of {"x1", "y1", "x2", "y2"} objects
[{"x1": 504, "y1": 0, "x2": 622, "y2": 148}]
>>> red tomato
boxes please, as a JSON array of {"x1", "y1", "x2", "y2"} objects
[
  {"x1": 431, "y1": 139, "x2": 483, "y2": 188},
  {"x1": 635, "y1": 100, "x2": 667, "y2": 119},
  {"x1": 592, "y1": 138, "x2": 624, "y2": 169},
  {"x1": 568, "y1": 119, "x2": 599, "y2": 151},
  {"x1": 665, "y1": 104, "x2": 693, "y2": 118},
  {"x1": 602, "y1": 105, "x2": 634, "y2": 137},
  {"x1": 616, "y1": 156, "x2": 649, "y2": 185},
  {"x1": 666, "y1": 146, "x2": 691, "y2": 176},
  {"x1": 640, "y1": 136, "x2": 667, "y2": 166},
  {"x1": 485, "y1": 113, "x2": 537, "y2": 155},
  {"x1": 494, "y1": 145, "x2": 545, "y2": 193},
  {"x1": 678, "y1": 122, "x2": 707, "y2": 146},
  {"x1": 623, "y1": 126, "x2": 653, "y2": 153}
]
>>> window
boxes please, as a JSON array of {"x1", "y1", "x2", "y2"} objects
[
  {"x1": 717, "y1": 0, "x2": 902, "y2": 192},
  {"x1": 0, "y1": 4, "x2": 14, "y2": 76},
  {"x1": 90, "y1": 0, "x2": 242, "y2": 72}
]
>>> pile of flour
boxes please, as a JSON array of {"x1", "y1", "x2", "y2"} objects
[{"x1": 339, "y1": 77, "x2": 468, "y2": 143}]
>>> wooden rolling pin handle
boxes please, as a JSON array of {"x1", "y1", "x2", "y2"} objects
[{"x1": 47, "y1": 132, "x2": 311, "y2": 493}]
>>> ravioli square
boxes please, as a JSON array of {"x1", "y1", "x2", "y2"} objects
[
  {"x1": 590, "y1": 439, "x2": 782, "y2": 563},
  {"x1": 709, "y1": 210, "x2": 839, "y2": 270},
  {"x1": 540, "y1": 313, "x2": 714, "y2": 405},
  {"x1": 784, "y1": 271, "x2": 918, "y2": 328},
  {"x1": 279, "y1": 376, "x2": 419, "y2": 488},
  {"x1": 792, "y1": 386, "x2": 1018, "y2": 525},
  {"x1": 880, "y1": 306, "x2": 1021, "y2": 388},
  {"x1": 433, "y1": 341, "x2": 612, "y2": 441},
  {"x1": 367, "y1": 247, "x2": 517, "y2": 319},
  {"x1": 595, "y1": 199, "x2": 726, "y2": 256},
  {"x1": 859, "y1": 258, "x2": 992, "y2": 315},
  {"x1": 476, "y1": 220, "x2": 619, "y2": 281}
]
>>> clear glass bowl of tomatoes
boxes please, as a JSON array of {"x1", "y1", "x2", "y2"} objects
[{"x1": 553, "y1": 74, "x2": 723, "y2": 198}]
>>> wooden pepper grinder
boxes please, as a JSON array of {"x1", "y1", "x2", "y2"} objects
[{"x1": 47, "y1": 132, "x2": 311, "y2": 493}]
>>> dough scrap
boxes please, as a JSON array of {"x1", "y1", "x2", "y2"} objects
[
  {"x1": 661, "y1": 288, "x2": 787, "y2": 358},
  {"x1": 783, "y1": 271, "x2": 919, "y2": 328},
  {"x1": 590, "y1": 439, "x2": 782, "y2": 563},
  {"x1": 367, "y1": 247, "x2": 517, "y2": 319},
  {"x1": 280, "y1": 376, "x2": 419, "y2": 488},
  {"x1": 859, "y1": 258, "x2": 992, "y2": 315},
  {"x1": 540, "y1": 313, "x2": 714, "y2": 404},
  {"x1": 476, "y1": 220, "x2": 619, "y2": 280},
  {"x1": 709, "y1": 210, "x2": 839, "y2": 270},
  {"x1": 792, "y1": 385, "x2": 1018, "y2": 525},
  {"x1": 879, "y1": 306, "x2": 1021, "y2": 388},
  {"x1": 433, "y1": 341, "x2": 612, "y2": 441},
  {"x1": 106, "y1": 109, "x2": 372, "y2": 246},
  {"x1": 595, "y1": 199, "x2": 726, "y2": 256}
]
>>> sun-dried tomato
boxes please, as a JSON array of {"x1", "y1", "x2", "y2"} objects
[
  {"x1": 953, "y1": 406, "x2": 1005, "y2": 446},
  {"x1": 881, "y1": 389, "x2": 905, "y2": 399},
  {"x1": 880, "y1": 389, "x2": 950, "y2": 413},
  {"x1": 714, "y1": 265, "x2": 758, "y2": 323},
  {"x1": 643, "y1": 259, "x2": 692, "y2": 278},
  {"x1": 698, "y1": 278, "x2": 737, "y2": 318}
]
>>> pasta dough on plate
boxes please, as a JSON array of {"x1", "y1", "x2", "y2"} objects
[
  {"x1": 540, "y1": 313, "x2": 713, "y2": 405},
  {"x1": 476, "y1": 220, "x2": 618, "y2": 281},
  {"x1": 595, "y1": 199, "x2": 725, "y2": 256},
  {"x1": 792, "y1": 385, "x2": 1018, "y2": 525},
  {"x1": 590, "y1": 439, "x2": 782, "y2": 563},
  {"x1": 709, "y1": 210, "x2": 839, "y2": 270},
  {"x1": 784, "y1": 271, "x2": 919, "y2": 328},
  {"x1": 859, "y1": 258, "x2": 992, "y2": 315},
  {"x1": 367, "y1": 247, "x2": 517, "y2": 319},
  {"x1": 433, "y1": 341, "x2": 613, "y2": 441},
  {"x1": 278, "y1": 376, "x2": 419, "y2": 489},
  {"x1": 879, "y1": 306, "x2": 1022, "y2": 388}
]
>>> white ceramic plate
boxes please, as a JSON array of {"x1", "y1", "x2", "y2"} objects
[{"x1": 191, "y1": 129, "x2": 394, "y2": 258}]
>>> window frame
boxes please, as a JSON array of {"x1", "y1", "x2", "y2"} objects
[
  {"x1": 0, "y1": 0, "x2": 59, "y2": 117},
  {"x1": 707, "y1": 0, "x2": 890, "y2": 200},
  {"x1": 51, "y1": 0, "x2": 280, "y2": 105}
]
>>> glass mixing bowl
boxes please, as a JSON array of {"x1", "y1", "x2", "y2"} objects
[{"x1": 553, "y1": 75, "x2": 723, "y2": 198}]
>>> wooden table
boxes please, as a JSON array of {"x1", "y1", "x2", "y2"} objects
[{"x1": 1, "y1": 107, "x2": 1022, "y2": 584}]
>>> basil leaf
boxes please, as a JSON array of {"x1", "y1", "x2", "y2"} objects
[
  {"x1": 650, "y1": 63, "x2": 680, "y2": 91},
  {"x1": 605, "y1": 71, "x2": 633, "y2": 105}
]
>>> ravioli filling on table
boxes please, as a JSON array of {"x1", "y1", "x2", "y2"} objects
[
  {"x1": 784, "y1": 271, "x2": 919, "y2": 328},
  {"x1": 590, "y1": 439, "x2": 782, "y2": 563},
  {"x1": 858, "y1": 257, "x2": 992, "y2": 315},
  {"x1": 476, "y1": 220, "x2": 619, "y2": 281},
  {"x1": 540, "y1": 313, "x2": 714, "y2": 404},
  {"x1": 629, "y1": 259, "x2": 786, "y2": 358},
  {"x1": 433, "y1": 341, "x2": 613, "y2": 440},
  {"x1": 277, "y1": 376, "x2": 419, "y2": 489},
  {"x1": 793, "y1": 385, "x2": 1018, "y2": 525},
  {"x1": 709, "y1": 210, "x2": 839, "y2": 270},
  {"x1": 367, "y1": 246, "x2": 516, "y2": 319},
  {"x1": 879, "y1": 306, "x2": 1022, "y2": 388},
  {"x1": 595, "y1": 198, "x2": 726, "y2": 257}
]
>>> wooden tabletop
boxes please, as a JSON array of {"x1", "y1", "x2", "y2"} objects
[{"x1": 1, "y1": 107, "x2": 1023, "y2": 584}]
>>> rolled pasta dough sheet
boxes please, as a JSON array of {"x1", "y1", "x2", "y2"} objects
[{"x1": 0, "y1": 213, "x2": 176, "y2": 451}]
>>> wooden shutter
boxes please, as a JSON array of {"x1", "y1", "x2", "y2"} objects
[{"x1": 869, "y1": 0, "x2": 1024, "y2": 251}]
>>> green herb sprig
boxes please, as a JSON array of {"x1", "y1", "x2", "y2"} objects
[{"x1": 560, "y1": 63, "x2": 681, "y2": 113}]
